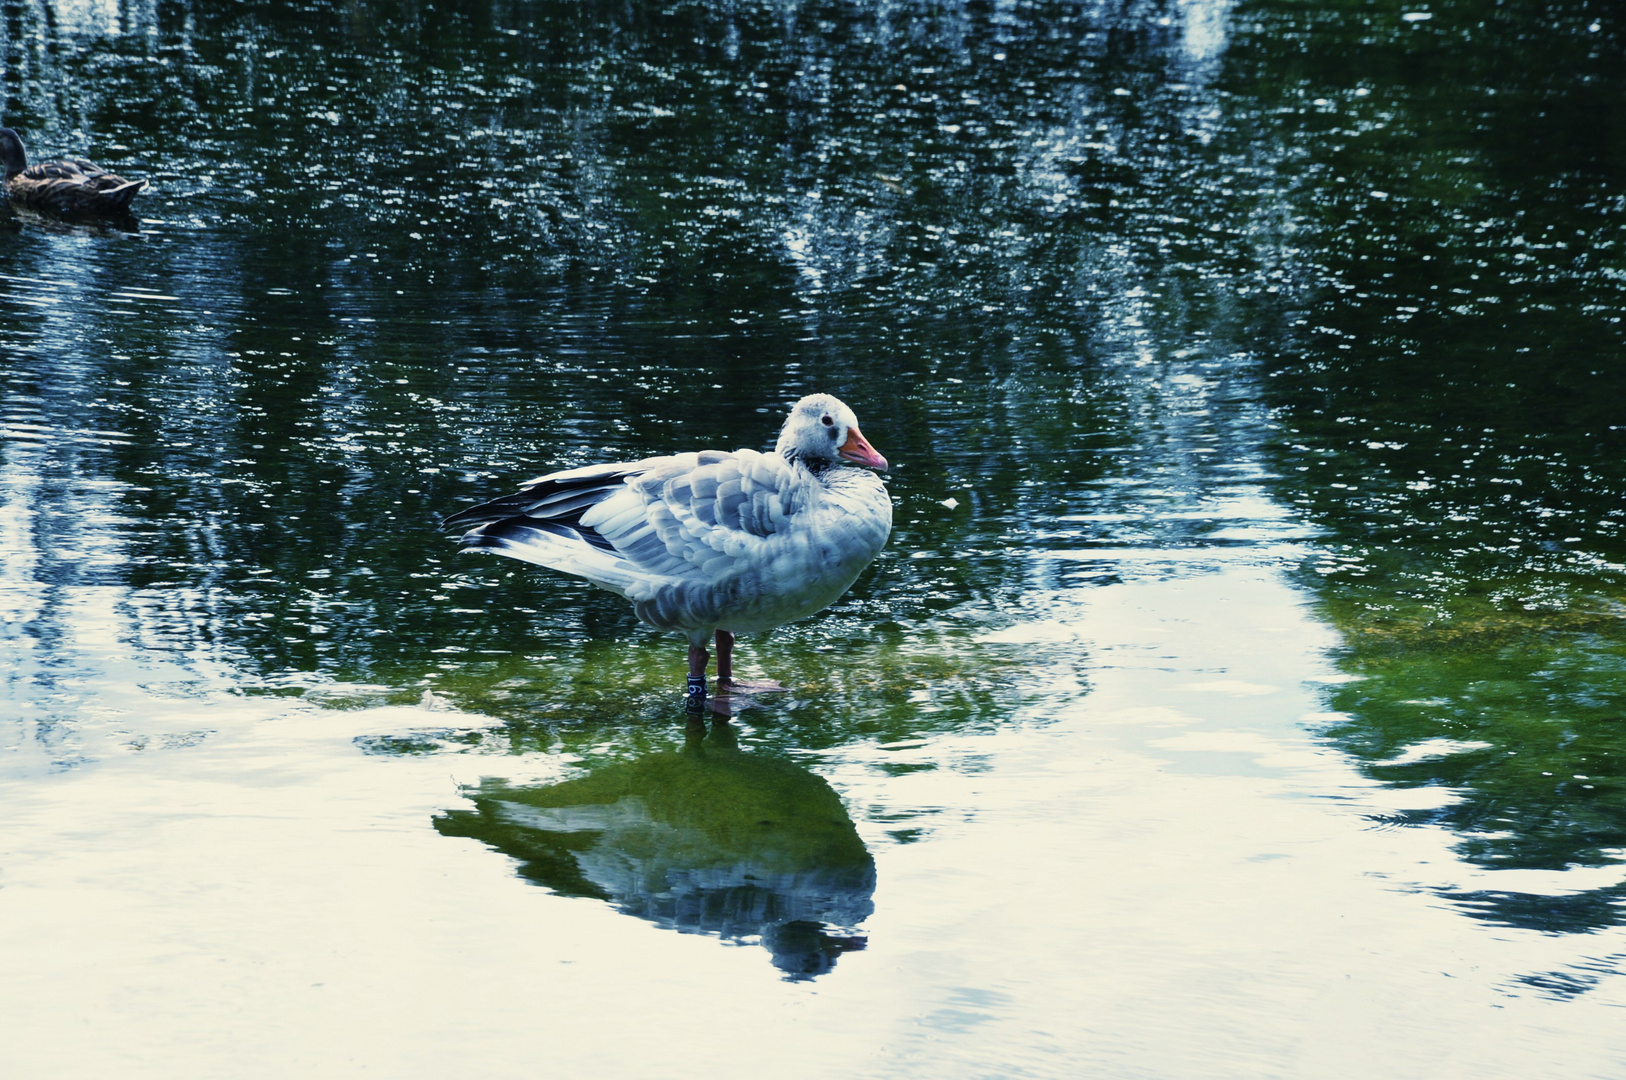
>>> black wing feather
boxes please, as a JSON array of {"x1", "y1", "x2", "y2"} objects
[{"x1": 441, "y1": 465, "x2": 639, "y2": 532}]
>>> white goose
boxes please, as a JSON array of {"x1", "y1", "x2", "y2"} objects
[{"x1": 444, "y1": 394, "x2": 893, "y2": 703}]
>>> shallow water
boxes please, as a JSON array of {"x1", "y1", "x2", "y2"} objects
[{"x1": 4, "y1": 0, "x2": 1626, "y2": 1075}]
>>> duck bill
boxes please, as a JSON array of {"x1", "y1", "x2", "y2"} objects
[{"x1": 838, "y1": 426, "x2": 889, "y2": 471}]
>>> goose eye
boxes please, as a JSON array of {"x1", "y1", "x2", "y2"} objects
[{"x1": 821, "y1": 415, "x2": 834, "y2": 426}]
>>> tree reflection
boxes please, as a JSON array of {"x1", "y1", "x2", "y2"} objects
[
  {"x1": 2, "y1": 0, "x2": 1265, "y2": 718},
  {"x1": 434, "y1": 716, "x2": 874, "y2": 980},
  {"x1": 1241, "y1": 0, "x2": 1626, "y2": 931}
]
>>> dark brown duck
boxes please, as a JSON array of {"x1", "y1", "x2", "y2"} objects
[{"x1": 0, "y1": 127, "x2": 145, "y2": 216}]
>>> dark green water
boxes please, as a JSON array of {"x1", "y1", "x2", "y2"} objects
[{"x1": 4, "y1": 0, "x2": 1626, "y2": 1074}]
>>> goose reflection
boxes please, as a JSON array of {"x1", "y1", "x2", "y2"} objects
[{"x1": 434, "y1": 717, "x2": 875, "y2": 980}]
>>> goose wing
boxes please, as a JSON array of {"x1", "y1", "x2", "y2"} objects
[
  {"x1": 583, "y1": 447, "x2": 807, "y2": 574},
  {"x1": 444, "y1": 448, "x2": 809, "y2": 595}
]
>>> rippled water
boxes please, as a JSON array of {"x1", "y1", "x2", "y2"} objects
[{"x1": 4, "y1": 0, "x2": 1626, "y2": 1075}]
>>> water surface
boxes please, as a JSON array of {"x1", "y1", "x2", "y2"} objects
[{"x1": 4, "y1": 0, "x2": 1626, "y2": 1075}]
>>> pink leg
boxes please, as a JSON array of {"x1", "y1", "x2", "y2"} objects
[
  {"x1": 713, "y1": 630, "x2": 786, "y2": 694},
  {"x1": 716, "y1": 630, "x2": 735, "y2": 685}
]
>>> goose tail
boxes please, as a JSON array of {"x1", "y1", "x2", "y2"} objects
[{"x1": 457, "y1": 517, "x2": 640, "y2": 597}]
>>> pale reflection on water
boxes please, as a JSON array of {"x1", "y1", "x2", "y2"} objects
[{"x1": 7, "y1": 547, "x2": 1626, "y2": 1077}]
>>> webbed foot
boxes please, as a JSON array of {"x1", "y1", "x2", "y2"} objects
[{"x1": 716, "y1": 678, "x2": 787, "y2": 695}]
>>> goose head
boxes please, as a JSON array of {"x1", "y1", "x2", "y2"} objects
[
  {"x1": 776, "y1": 393, "x2": 889, "y2": 471},
  {"x1": 0, "y1": 128, "x2": 27, "y2": 180}
]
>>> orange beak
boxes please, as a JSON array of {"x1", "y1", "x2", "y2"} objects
[{"x1": 838, "y1": 426, "x2": 889, "y2": 471}]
